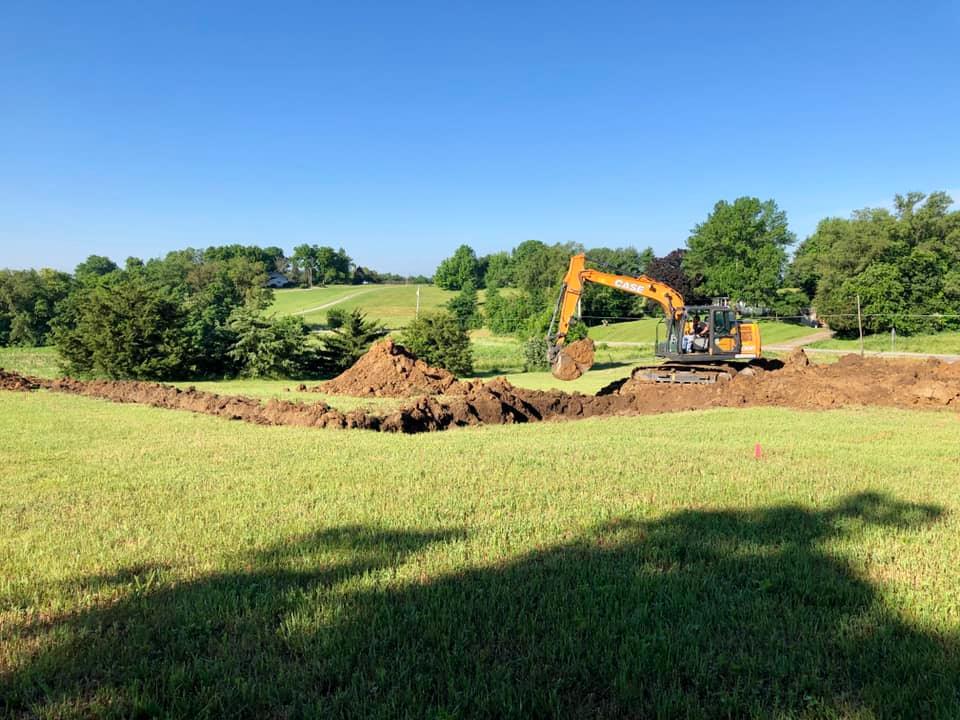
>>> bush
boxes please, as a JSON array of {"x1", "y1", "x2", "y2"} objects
[
  {"x1": 522, "y1": 337, "x2": 550, "y2": 372},
  {"x1": 446, "y1": 281, "x2": 481, "y2": 329},
  {"x1": 326, "y1": 307, "x2": 347, "y2": 329},
  {"x1": 317, "y1": 309, "x2": 387, "y2": 373},
  {"x1": 400, "y1": 312, "x2": 473, "y2": 376},
  {"x1": 53, "y1": 276, "x2": 188, "y2": 380},
  {"x1": 227, "y1": 308, "x2": 319, "y2": 378}
]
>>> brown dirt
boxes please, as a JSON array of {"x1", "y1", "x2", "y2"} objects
[
  {"x1": 0, "y1": 369, "x2": 41, "y2": 391},
  {"x1": 3, "y1": 349, "x2": 959, "y2": 434},
  {"x1": 313, "y1": 339, "x2": 462, "y2": 397},
  {"x1": 551, "y1": 338, "x2": 595, "y2": 381}
]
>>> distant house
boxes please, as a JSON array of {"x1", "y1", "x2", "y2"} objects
[{"x1": 265, "y1": 271, "x2": 291, "y2": 288}]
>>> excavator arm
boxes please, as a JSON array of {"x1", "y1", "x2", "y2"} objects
[
  {"x1": 545, "y1": 254, "x2": 686, "y2": 380},
  {"x1": 548, "y1": 253, "x2": 685, "y2": 346}
]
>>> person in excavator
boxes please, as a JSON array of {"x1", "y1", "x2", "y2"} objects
[{"x1": 682, "y1": 314, "x2": 709, "y2": 353}]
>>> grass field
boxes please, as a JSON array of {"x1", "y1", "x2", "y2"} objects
[
  {"x1": 810, "y1": 329, "x2": 960, "y2": 355},
  {"x1": 0, "y1": 346, "x2": 61, "y2": 379},
  {"x1": 2, "y1": 390, "x2": 958, "y2": 718},
  {"x1": 270, "y1": 284, "x2": 460, "y2": 328}
]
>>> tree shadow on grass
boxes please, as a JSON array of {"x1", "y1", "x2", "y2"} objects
[{"x1": 3, "y1": 493, "x2": 958, "y2": 718}]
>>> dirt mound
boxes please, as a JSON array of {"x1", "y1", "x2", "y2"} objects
[
  {"x1": 0, "y1": 369, "x2": 41, "y2": 391},
  {"x1": 315, "y1": 339, "x2": 462, "y2": 397}
]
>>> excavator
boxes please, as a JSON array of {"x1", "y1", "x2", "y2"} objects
[{"x1": 546, "y1": 253, "x2": 763, "y2": 383}]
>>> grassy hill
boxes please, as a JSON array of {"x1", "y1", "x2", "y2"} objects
[{"x1": 270, "y1": 284, "x2": 459, "y2": 329}]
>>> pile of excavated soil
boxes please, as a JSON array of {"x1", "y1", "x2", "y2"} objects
[
  {"x1": 607, "y1": 350, "x2": 960, "y2": 411},
  {"x1": 315, "y1": 339, "x2": 462, "y2": 397},
  {"x1": 3, "y1": 351, "x2": 958, "y2": 434}
]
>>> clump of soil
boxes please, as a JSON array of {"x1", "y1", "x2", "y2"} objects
[
  {"x1": 551, "y1": 339, "x2": 596, "y2": 381},
  {"x1": 786, "y1": 348, "x2": 811, "y2": 368},
  {"x1": 315, "y1": 339, "x2": 462, "y2": 397}
]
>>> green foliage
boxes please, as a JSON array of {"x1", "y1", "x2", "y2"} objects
[
  {"x1": 522, "y1": 336, "x2": 550, "y2": 371},
  {"x1": 794, "y1": 191, "x2": 960, "y2": 336},
  {"x1": 53, "y1": 275, "x2": 188, "y2": 379},
  {"x1": 580, "y1": 247, "x2": 655, "y2": 323},
  {"x1": 73, "y1": 255, "x2": 119, "y2": 284},
  {"x1": 400, "y1": 312, "x2": 473, "y2": 375},
  {"x1": 317, "y1": 309, "x2": 387, "y2": 373},
  {"x1": 446, "y1": 280, "x2": 481, "y2": 329},
  {"x1": 291, "y1": 245, "x2": 353, "y2": 287},
  {"x1": 769, "y1": 287, "x2": 811, "y2": 318},
  {"x1": 227, "y1": 308, "x2": 319, "y2": 378},
  {"x1": 685, "y1": 197, "x2": 795, "y2": 306},
  {"x1": 481, "y1": 251, "x2": 512, "y2": 289},
  {"x1": 484, "y1": 288, "x2": 543, "y2": 335},
  {"x1": 0, "y1": 269, "x2": 73, "y2": 347},
  {"x1": 52, "y1": 250, "x2": 278, "y2": 379},
  {"x1": 433, "y1": 245, "x2": 481, "y2": 290},
  {"x1": 326, "y1": 307, "x2": 347, "y2": 329}
]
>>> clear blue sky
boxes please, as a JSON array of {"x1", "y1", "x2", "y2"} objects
[{"x1": 2, "y1": 1, "x2": 958, "y2": 276}]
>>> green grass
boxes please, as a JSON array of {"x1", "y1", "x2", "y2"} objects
[
  {"x1": 0, "y1": 346, "x2": 61, "y2": 378},
  {"x1": 753, "y1": 320, "x2": 825, "y2": 345},
  {"x1": 1, "y1": 390, "x2": 958, "y2": 718},
  {"x1": 810, "y1": 329, "x2": 960, "y2": 355},
  {"x1": 586, "y1": 318, "x2": 661, "y2": 343},
  {"x1": 270, "y1": 284, "x2": 461, "y2": 329}
]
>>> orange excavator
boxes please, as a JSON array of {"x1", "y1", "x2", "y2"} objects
[{"x1": 546, "y1": 253, "x2": 763, "y2": 383}]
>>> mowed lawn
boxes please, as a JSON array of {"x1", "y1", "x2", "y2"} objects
[
  {"x1": 810, "y1": 329, "x2": 960, "y2": 355},
  {"x1": 270, "y1": 284, "x2": 460, "y2": 328},
  {"x1": 2, "y1": 390, "x2": 959, "y2": 718}
]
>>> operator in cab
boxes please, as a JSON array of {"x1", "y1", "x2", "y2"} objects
[{"x1": 682, "y1": 314, "x2": 709, "y2": 353}]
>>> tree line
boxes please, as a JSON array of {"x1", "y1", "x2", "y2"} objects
[
  {"x1": 2, "y1": 190, "x2": 956, "y2": 380},
  {"x1": 433, "y1": 190, "x2": 960, "y2": 340},
  {"x1": 0, "y1": 246, "x2": 397, "y2": 380}
]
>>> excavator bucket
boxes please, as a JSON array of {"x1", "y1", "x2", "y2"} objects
[{"x1": 550, "y1": 338, "x2": 596, "y2": 380}]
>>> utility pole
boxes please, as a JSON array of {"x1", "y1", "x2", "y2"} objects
[{"x1": 856, "y1": 294, "x2": 864, "y2": 357}]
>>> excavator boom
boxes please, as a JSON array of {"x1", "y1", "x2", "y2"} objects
[{"x1": 550, "y1": 254, "x2": 684, "y2": 345}]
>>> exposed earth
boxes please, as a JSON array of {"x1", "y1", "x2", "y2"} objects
[{"x1": 3, "y1": 345, "x2": 959, "y2": 434}]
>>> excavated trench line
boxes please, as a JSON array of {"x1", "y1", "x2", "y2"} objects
[{"x1": 2, "y1": 351, "x2": 959, "y2": 435}]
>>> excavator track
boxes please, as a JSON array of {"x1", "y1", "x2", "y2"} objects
[{"x1": 629, "y1": 362, "x2": 749, "y2": 384}]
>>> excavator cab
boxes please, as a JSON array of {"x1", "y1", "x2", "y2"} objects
[{"x1": 660, "y1": 302, "x2": 756, "y2": 362}]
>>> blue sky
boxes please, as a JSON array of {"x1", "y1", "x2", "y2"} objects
[{"x1": 2, "y1": 1, "x2": 958, "y2": 276}]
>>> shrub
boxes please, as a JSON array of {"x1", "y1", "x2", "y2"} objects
[
  {"x1": 400, "y1": 312, "x2": 473, "y2": 376},
  {"x1": 326, "y1": 307, "x2": 347, "y2": 329},
  {"x1": 227, "y1": 308, "x2": 319, "y2": 378},
  {"x1": 317, "y1": 309, "x2": 387, "y2": 373},
  {"x1": 522, "y1": 337, "x2": 550, "y2": 372},
  {"x1": 53, "y1": 276, "x2": 188, "y2": 380}
]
